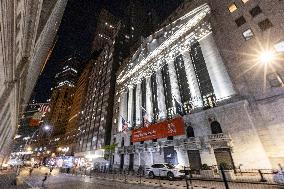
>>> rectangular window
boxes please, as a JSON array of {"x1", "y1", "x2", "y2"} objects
[
  {"x1": 274, "y1": 40, "x2": 284, "y2": 52},
  {"x1": 258, "y1": 19, "x2": 273, "y2": 31},
  {"x1": 278, "y1": 70, "x2": 284, "y2": 83},
  {"x1": 235, "y1": 16, "x2": 246, "y2": 27},
  {"x1": 267, "y1": 73, "x2": 283, "y2": 87},
  {"x1": 250, "y1": 5, "x2": 262, "y2": 17},
  {"x1": 228, "y1": 3, "x2": 238, "y2": 13},
  {"x1": 242, "y1": 29, "x2": 254, "y2": 40}
]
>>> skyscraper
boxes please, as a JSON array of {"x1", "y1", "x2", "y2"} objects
[
  {"x1": 63, "y1": 63, "x2": 92, "y2": 155},
  {"x1": 75, "y1": 9, "x2": 125, "y2": 158},
  {"x1": 54, "y1": 56, "x2": 81, "y2": 88}
]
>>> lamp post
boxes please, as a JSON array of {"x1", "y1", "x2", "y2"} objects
[{"x1": 23, "y1": 124, "x2": 52, "y2": 152}]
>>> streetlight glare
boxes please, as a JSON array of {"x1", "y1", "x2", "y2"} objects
[
  {"x1": 27, "y1": 147, "x2": 32, "y2": 152},
  {"x1": 259, "y1": 50, "x2": 275, "y2": 64},
  {"x1": 43, "y1": 125, "x2": 50, "y2": 131}
]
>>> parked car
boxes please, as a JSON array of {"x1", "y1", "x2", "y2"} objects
[
  {"x1": 145, "y1": 163, "x2": 188, "y2": 180},
  {"x1": 7, "y1": 158, "x2": 23, "y2": 166},
  {"x1": 0, "y1": 163, "x2": 9, "y2": 170},
  {"x1": 273, "y1": 170, "x2": 284, "y2": 184}
]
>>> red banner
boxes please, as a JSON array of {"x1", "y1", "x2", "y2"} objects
[{"x1": 131, "y1": 116, "x2": 185, "y2": 142}]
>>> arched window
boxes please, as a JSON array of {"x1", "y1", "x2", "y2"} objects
[
  {"x1": 211, "y1": 121, "x2": 223, "y2": 134},
  {"x1": 186, "y1": 126, "x2": 195, "y2": 138}
]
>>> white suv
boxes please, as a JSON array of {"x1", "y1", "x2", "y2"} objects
[{"x1": 145, "y1": 163, "x2": 186, "y2": 180}]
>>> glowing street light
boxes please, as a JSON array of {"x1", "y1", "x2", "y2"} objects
[
  {"x1": 27, "y1": 146, "x2": 32, "y2": 152},
  {"x1": 258, "y1": 50, "x2": 276, "y2": 65},
  {"x1": 43, "y1": 124, "x2": 51, "y2": 131}
]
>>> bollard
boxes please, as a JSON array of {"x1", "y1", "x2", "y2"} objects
[
  {"x1": 158, "y1": 169, "x2": 162, "y2": 187},
  {"x1": 258, "y1": 170, "x2": 267, "y2": 182},
  {"x1": 220, "y1": 167, "x2": 230, "y2": 189},
  {"x1": 188, "y1": 169, "x2": 193, "y2": 189},
  {"x1": 184, "y1": 167, "x2": 190, "y2": 189},
  {"x1": 124, "y1": 170, "x2": 127, "y2": 183},
  {"x1": 279, "y1": 163, "x2": 283, "y2": 172}
]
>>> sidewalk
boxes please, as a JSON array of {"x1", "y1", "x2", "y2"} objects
[{"x1": 0, "y1": 171, "x2": 29, "y2": 189}]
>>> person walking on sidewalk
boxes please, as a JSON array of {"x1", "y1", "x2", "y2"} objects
[
  {"x1": 42, "y1": 173, "x2": 48, "y2": 187},
  {"x1": 29, "y1": 167, "x2": 33, "y2": 176},
  {"x1": 49, "y1": 166, "x2": 53, "y2": 175}
]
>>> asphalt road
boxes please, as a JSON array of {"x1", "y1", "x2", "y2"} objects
[{"x1": 1, "y1": 167, "x2": 283, "y2": 189}]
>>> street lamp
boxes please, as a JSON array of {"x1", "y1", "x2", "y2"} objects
[
  {"x1": 43, "y1": 124, "x2": 51, "y2": 131},
  {"x1": 23, "y1": 124, "x2": 52, "y2": 155},
  {"x1": 258, "y1": 50, "x2": 276, "y2": 65}
]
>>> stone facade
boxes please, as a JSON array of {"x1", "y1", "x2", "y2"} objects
[
  {"x1": 111, "y1": 0, "x2": 284, "y2": 171},
  {"x1": 0, "y1": 0, "x2": 67, "y2": 164}
]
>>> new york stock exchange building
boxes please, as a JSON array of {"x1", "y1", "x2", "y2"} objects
[{"x1": 111, "y1": 1, "x2": 284, "y2": 171}]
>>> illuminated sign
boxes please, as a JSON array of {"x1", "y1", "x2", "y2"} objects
[{"x1": 131, "y1": 116, "x2": 185, "y2": 142}]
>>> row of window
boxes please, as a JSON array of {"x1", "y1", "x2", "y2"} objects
[{"x1": 229, "y1": 2, "x2": 274, "y2": 41}]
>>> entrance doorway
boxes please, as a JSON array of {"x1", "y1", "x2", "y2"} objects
[
  {"x1": 187, "y1": 150, "x2": 202, "y2": 170},
  {"x1": 129, "y1": 154, "x2": 134, "y2": 171},
  {"x1": 164, "y1": 146, "x2": 178, "y2": 165},
  {"x1": 120, "y1": 154, "x2": 124, "y2": 170},
  {"x1": 214, "y1": 148, "x2": 234, "y2": 169}
]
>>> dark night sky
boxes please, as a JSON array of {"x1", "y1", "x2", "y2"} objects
[{"x1": 32, "y1": 0, "x2": 183, "y2": 103}]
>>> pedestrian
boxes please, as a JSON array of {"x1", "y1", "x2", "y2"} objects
[
  {"x1": 11, "y1": 173, "x2": 17, "y2": 186},
  {"x1": 16, "y1": 165, "x2": 21, "y2": 176},
  {"x1": 29, "y1": 167, "x2": 33, "y2": 176},
  {"x1": 42, "y1": 173, "x2": 48, "y2": 187},
  {"x1": 49, "y1": 167, "x2": 53, "y2": 175}
]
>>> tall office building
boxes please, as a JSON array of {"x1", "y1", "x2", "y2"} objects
[
  {"x1": 112, "y1": 0, "x2": 284, "y2": 171},
  {"x1": 75, "y1": 9, "x2": 124, "y2": 158},
  {"x1": 47, "y1": 58, "x2": 79, "y2": 140},
  {"x1": 63, "y1": 63, "x2": 92, "y2": 154},
  {"x1": 55, "y1": 57, "x2": 81, "y2": 88},
  {"x1": 92, "y1": 9, "x2": 119, "y2": 51}
]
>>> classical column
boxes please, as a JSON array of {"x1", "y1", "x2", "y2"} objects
[
  {"x1": 150, "y1": 151, "x2": 154, "y2": 164},
  {"x1": 156, "y1": 69, "x2": 167, "y2": 120},
  {"x1": 127, "y1": 86, "x2": 134, "y2": 127},
  {"x1": 166, "y1": 58, "x2": 182, "y2": 104},
  {"x1": 182, "y1": 51, "x2": 203, "y2": 108},
  {"x1": 135, "y1": 82, "x2": 142, "y2": 126},
  {"x1": 199, "y1": 33, "x2": 236, "y2": 101},
  {"x1": 145, "y1": 77, "x2": 153, "y2": 122},
  {"x1": 118, "y1": 91, "x2": 128, "y2": 131}
]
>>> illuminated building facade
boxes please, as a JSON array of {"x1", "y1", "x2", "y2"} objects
[
  {"x1": 64, "y1": 63, "x2": 92, "y2": 154},
  {"x1": 75, "y1": 9, "x2": 123, "y2": 159},
  {"x1": 112, "y1": 0, "x2": 284, "y2": 171},
  {"x1": 55, "y1": 57, "x2": 80, "y2": 88},
  {"x1": 74, "y1": 3, "x2": 169, "y2": 160},
  {"x1": 48, "y1": 61, "x2": 78, "y2": 139},
  {"x1": 48, "y1": 86, "x2": 74, "y2": 137}
]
